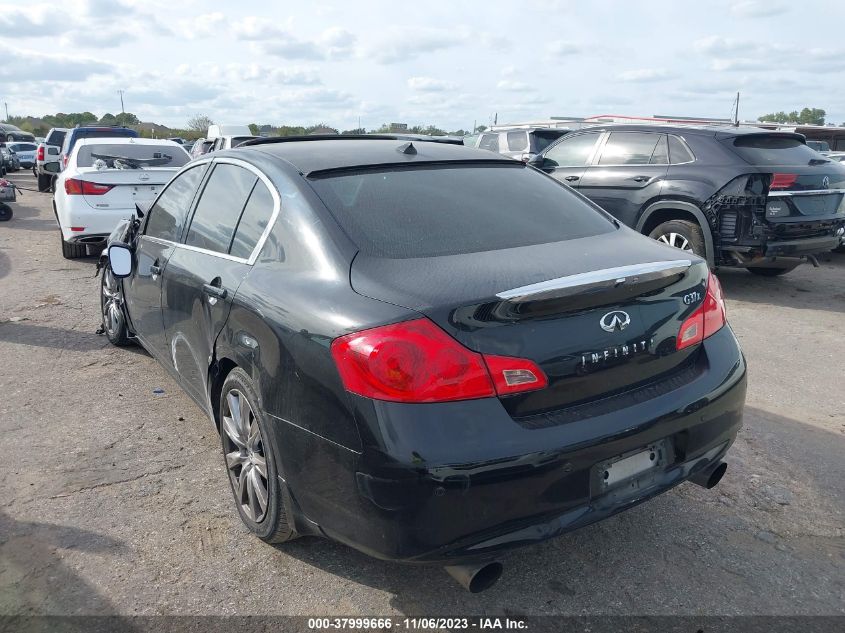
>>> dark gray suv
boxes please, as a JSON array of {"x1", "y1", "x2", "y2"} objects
[{"x1": 532, "y1": 124, "x2": 845, "y2": 275}]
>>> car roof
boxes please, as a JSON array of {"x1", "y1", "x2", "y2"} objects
[
  {"x1": 246, "y1": 137, "x2": 513, "y2": 175},
  {"x1": 75, "y1": 137, "x2": 183, "y2": 146},
  {"x1": 569, "y1": 123, "x2": 805, "y2": 140}
]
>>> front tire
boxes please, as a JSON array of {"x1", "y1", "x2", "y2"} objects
[
  {"x1": 219, "y1": 368, "x2": 297, "y2": 544},
  {"x1": 648, "y1": 219, "x2": 706, "y2": 258},
  {"x1": 100, "y1": 265, "x2": 132, "y2": 346}
]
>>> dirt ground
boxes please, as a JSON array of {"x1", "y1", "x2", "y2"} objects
[{"x1": 0, "y1": 170, "x2": 842, "y2": 616}]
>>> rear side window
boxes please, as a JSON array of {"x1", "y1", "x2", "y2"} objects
[
  {"x1": 46, "y1": 130, "x2": 66, "y2": 146},
  {"x1": 650, "y1": 135, "x2": 669, "y2": 165},
  {"x1": 186, "y1": 163, "x2": 257, "y2": 254},
  {"x1": 229, "y1": 180, "x2": 275, "y2": 259},
  {"x1": 597, "y1": 132, "x2": 661, "y2": 165},
  {"x1": 668, "y1": 136, "x2": 694, "y2": 164},
  {"x1": 309, "y1": 164, "x2": 615, "y2": 258},
  {"x1": 478, "y1": 134, "x2": 499, "y2": 152},
  {"x1": 145, "y1": 164, "x2": 208, "y2": 241},
  {"x1": 727, "y1": 135, "x2": 821, "y2": 165},
  {"x1": 543, "y1": 133, "x2": 600, "y2": 167},
  {"x1": 506, "y1": 131, "x2": 528, "y2": 152}
]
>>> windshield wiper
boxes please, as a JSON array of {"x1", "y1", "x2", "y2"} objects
[{"x1": 91, "y1": 153, "x2": 173, "y2": 168}]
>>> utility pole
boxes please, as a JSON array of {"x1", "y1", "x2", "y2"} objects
[
  {"x1": 734, "y1": 91, "x2": 740, "y2": 127},
  {"x1": 3, "y1": 102, "x2": 8, "y2": 121},
  {"x1": 117, "y1": 90, "x2": 125, "y2": 114}
]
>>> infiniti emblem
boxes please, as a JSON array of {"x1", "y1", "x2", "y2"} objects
[
  {"x1": 822, "y1": 176, "x2": 830, "y2": 189},
  {"x1": 600, "y1": 310, "x2": 631, "y2": 333}
]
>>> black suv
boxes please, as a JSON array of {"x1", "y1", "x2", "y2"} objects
[{"x1": 532, "y1": 124, "x2": 845, "y2": 275}]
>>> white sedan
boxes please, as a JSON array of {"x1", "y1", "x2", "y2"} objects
[{"x1": 54, "y1": 137, "x2": 190, "y2": 259}]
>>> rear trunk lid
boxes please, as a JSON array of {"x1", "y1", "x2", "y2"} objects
[
  {"x1": 351, "y1": 230, "x2": 710, "y2": 417},
  {"x1": 76, "y1": 167, "x2": 177, "y2": 210}
]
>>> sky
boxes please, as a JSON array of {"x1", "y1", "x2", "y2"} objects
[{"x1": 1, "y1": 0, "x2": 843, "y2": 131}]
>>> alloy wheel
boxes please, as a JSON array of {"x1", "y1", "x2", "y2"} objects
[
  {"x1": 656, "y1": 232, "x2": 693, "y2": 252},
  {"x1": 221, "y1": 389, "x2": 269, "y2": 523},
  {"x1": 101, "y1": 269, "x2": 124, "y2": 337}
]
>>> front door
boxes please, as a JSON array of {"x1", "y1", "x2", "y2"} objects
[
  {"x1": 538, "y1": 131, "x2": 603, "y2": 189},
  {"x1": 123, "y1": 162, "x2": 209, "y2": 359}
]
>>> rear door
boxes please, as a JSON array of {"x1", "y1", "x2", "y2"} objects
[
  {"x1": 578, "y1": 131, "x2": 670, "y2": 227},
  {"x1": 537, "y1": 131, "x2": 603, "y2": 188},
  {"x1": 161, "y1": 159, "x2": 277, "y2": 406},
  {"x1": 124, "y1": 162, "x2": 209, "y2": 360}
]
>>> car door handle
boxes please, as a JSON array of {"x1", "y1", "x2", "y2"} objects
[
  {"x1": 564, "y1": 176, "x2": 580, "y2": 182},
  {"x1": 631, "y1": 176, "x2": 650, "y2": 182},
  {"x1": 203, "y1": 284, "x2": 228, "y2": 300}
]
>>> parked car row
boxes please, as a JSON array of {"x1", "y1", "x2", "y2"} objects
[
  {"x1": 474, "y1": 124, "x2": 845, "y2": 269},
  {"x1": 189, "y1": 125, "x2": 259, "y2": 159}
]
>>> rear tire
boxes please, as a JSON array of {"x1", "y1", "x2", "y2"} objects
[
  {"x1": 648, "y1": 219, "x2": 706, "y2": 258},
  {"x1": 748, "y1": 266, "x2": 796, "y2": 277},
  {"x1": 37, "y1": 173, "x2": 51, "y2": 192},
  {"x1": 60, "y1": 233, "x2": 87, "y2": 259},
  {"x1": 0, "y1": 203, "x2": 12, "y2": 222},
  {"x1": 833, "y1": 243, "x2": 845, "y2": 254},
  {"x1": 219, "y1": 368, "x2": 298, "y2": 545}
]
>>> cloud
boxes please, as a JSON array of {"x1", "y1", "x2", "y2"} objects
[
  {"x1": 407, "y1": 77, "x2": 457, "y2": 92},
  {"x1": 616, "y1": 68, "x2": 676, "y2": 82},
  {"x1": 181, "y1": 12, "x2": 225, "y2": 39},
  {"x1": 253, "y1": 26, "x2": 357, "y2": 61},
  {"x1": 730, "y1": 1, "x2": 788, "y2": 18},
  {"x1": 0, "y1": 44, "x2": 114, "y2": 82},
  {"x1": 693, "y1": 36, "x2": 759, "y2": 55},
  {"x1": 546, "y1": 40, "x2": 580, "y2": 57},
  {"x1": 367, "y1": 28, "x2": 465, "y2": 64},
  {"x1": 0, "y1": 7, "x2": 69, "y2": 36},
  {"x1": 496, "y1": 80, "x2": 530, "y2": 92}
]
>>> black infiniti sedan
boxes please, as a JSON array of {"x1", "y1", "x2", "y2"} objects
[{"x1": 101, "y1": 136, "x2": 746, "y2": 592}]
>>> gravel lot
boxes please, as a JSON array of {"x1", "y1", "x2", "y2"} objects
[{"x1": 0, "y1": 170, "x2": 843, "y2": 617}]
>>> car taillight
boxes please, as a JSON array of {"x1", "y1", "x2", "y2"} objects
[
  {"x1": 37, "y1": 146, "x2": 44, "y2": 161},
  {"x1": 769, "y1": 173, "x2": 798, "y2": 190},
  {"x1": 330, "y1": 318, "x2": 547, "y2": 403},
  {"x1": 64, "y1": 178, "x2": 114, "y2": 195},
  {"x1": 676, "y1": 272, "x2": 727, "y2": 351},
  {"x1": 62, "y1": 154, "x2": 69, "y2": 168}
]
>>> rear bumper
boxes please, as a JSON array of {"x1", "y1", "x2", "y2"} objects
[
  {"x1": 58, "y1": 204, "x2": 135, "y2": 242},
  {"x1": 272, "y1": 326, "x2": 747, "y2": 564},
  {"x1": 763, "y1": 234, "x2": 843, "y2": 257}
]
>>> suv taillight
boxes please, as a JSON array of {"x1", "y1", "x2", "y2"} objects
[
  {"x1": 769, "y1": 173, "x2": 798, "y2": 190},
  {"x1": 330, "y1": 318, "x2": 548, "y2": 403},
  {"x1": 677, "y1": 272, "x2": 727, "y2": 351},
  {"x1": 64, "y1": 178, "x2": 114, "y2": 196},
  {"x1": 37, "y1": 146, "x2": 44, "y2": 162}
]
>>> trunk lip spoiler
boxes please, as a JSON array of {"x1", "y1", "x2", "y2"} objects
[{"x1": 495, "y1": 259, "x2": 694, "y2": 302}]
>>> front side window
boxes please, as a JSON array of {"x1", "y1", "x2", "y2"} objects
[
  {"x1": 145, "y1": 164, "x2": 208, "y2": 241},
  {"x1": 597, "y1": 132, "x2": 661, "y2": 166},
  {"x1": 543, "y1": 133, "x2": 600, "y2": 167},
  {"x1": 185, "y1": 163, "x2": 257, "y2": 254}
]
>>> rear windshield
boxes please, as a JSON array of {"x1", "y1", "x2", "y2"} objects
[
  {"x1": 309, "y1": 164, "x2": 615, "y2": 258},
  {"x1": 76, "y1": 144, "x2": 189, "y2": 169},
  {"x1": 728, "y1": 135, "x2": 823, "y2": 165},
  {"x1": 9, "y1": 143, "x2": 37, "y2": 152},
  {"x1": 230, "y1": 136, "x2": 257, "y2": 147},
  {"x1": 47, "y1": 130, "x2": 67, "y2": 146}
]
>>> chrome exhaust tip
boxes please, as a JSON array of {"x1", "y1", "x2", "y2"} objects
[
  {"x1": 690, "y1": 461, "x2": 727, "y2": 489},
  {"x1": 444, "y1": 561, "x2": 503, "y2": 593}
]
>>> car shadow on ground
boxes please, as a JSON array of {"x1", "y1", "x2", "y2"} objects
[
  {"x1": 269, "y1": 406, "x2": 844, "y2": 614},
  {"x1": 717, "y1": 252, "x2": 845, "y2": 314},
  {"x1": 0, "y1": 321, "x2": 111, "y2": 353},
  {"x1": 0, "y1": 512, "x2": 137, "y2": 627}
]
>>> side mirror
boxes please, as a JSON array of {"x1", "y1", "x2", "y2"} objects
[
  {"x1": 108, "y1": 244, "x2": 133, "y2": 278},
  {"x1": 44, "y1": 162, "x2": 60, "y2": 173},
  {"x1": 527, "y1": 154, "x2": 545, "y2": 167}
]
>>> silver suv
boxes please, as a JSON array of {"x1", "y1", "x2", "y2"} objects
[
  {"x1": 467, "y1": 127, "x2": 571, "y2": 161},
  {"x1": 35, "y1": 127, "x2": 68, "y2": 192}
]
